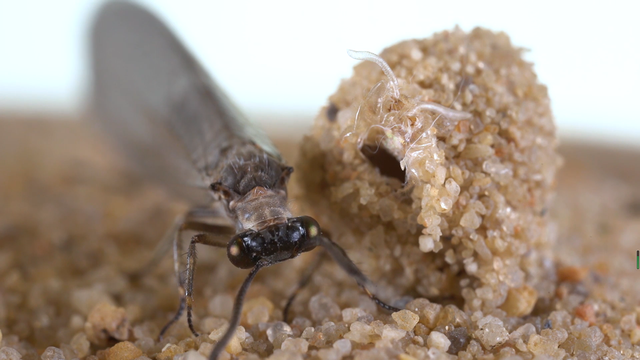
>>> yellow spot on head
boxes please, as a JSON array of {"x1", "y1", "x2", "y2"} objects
[
  {"x1": 229, "y1": 245, "x2": 240, "y2": 257},
  {"x1": 308, "y1": 225, "x2": 318, "y2": 238}
]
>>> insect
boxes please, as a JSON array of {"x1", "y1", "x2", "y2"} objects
[{"x1": 90, "y1": 1, "x2": 400, "y2": 358}]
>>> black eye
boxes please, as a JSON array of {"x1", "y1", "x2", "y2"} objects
[{"x1": 227, "y1": 235, "x2": 256, "y2": 269}]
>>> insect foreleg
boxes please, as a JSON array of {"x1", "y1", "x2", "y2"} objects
[
  {"x1": 160, "y1": 220, "x2": 234, "y2": 339},
  {"x1": 184, "y1": 231, "x2": 232, "y2": 336}
]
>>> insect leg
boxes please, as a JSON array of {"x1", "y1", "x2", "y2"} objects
[
  {"x1": 314, "y1": 236, "x2": 401, "y2": 313},
  {"x1": 209, "y1": 259, "x2": 270, "y2": 360},
  {"x1": 159, "y1": 220, "x2": 234, "y2": 340},
  {"x1": 130, "y1": 207, "x2": 227, "y2": 279},
  {"x1": 184, "y1": 230, "x2": 232, "y2": 337},
  {"x1": 282, "y1": 252, "x2": 327, "y2": 323}
]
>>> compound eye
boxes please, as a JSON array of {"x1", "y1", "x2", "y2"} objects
[
  {"x1": 227, "y1": 235, "x2": 256, "y2": 269},
  {"x1": 300, "y1": 216, "x2": 321, "y2": 238}
]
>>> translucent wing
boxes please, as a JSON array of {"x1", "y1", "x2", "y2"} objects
[{"x1": 90, "y1": 1, "x2": 281, "y2": 204}]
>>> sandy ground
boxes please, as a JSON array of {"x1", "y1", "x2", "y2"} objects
[{"x1": 1, "y1": 116, "x2": 639, "y2": 359}]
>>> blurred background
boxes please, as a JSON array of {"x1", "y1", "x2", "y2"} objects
[{"x1": 0, "y1": 0, "x2": 638, "y2": 145}]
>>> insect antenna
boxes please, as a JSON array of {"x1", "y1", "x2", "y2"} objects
[
  {"x1": 314, "y1": 236, "x2": 401, "y2": 313},
  {"x1": 209, "y1": 259, "x2": 271, "y2": 360}
]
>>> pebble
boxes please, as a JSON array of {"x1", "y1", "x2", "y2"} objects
[
  {"x1": 418, "y1": 235, "x2": 435, "y2": 253},
  {"x1": 460, "y1": 144, "x2": 493, "y2": 159},
  {"x1": 226, "y1": 336, "x2": 242, "y2": 355},
  {"x1": 134, "y1": 338, "x2": 154, "y2": 354},
  {"x1": 445, "y1": 178, "x2": 460, "y2": 197},
  {"x1": 352, "y1": 348, "x2": 390, "y2": 360},
  {"x1": 243, "y1": 297, "x2": 274, "y2": 325},
  {"x1": 341, "y1": 308, "x2": 366, "y2": 324},
  {"x1": 208, "y1": 322, "x2": 230, "y2": 342},
  {"x1": 70, "y1": 287, "x2": 115, "y2": 316},
  {"x1": 309, "y1": 294, "x2": 341, "y2": 322},
  {"x1": 509, "y1": 323, "x2": 536, "y2": 342},
  {"x1": 0, "y1": 347, "x2": 22, "y2": 360},
  {"x1": 398, "y1": 355, "x2": 417, "y2": 360},
  {"x1": 459, "y1": 211, "x2": 481, "y2": 230},
  {"x1": 405, "y1": 299, "x2": 442, "y2": 328},
  {"x1": 280, "y1": 338, "x2": 308, "y2": 354},
  {"x1": 542, "y1": 329, "x2": 568, "y2": 344},
  {"x1": 200, "y1": 317, "x2": 228, "y2": 334},
  {"x1": 574, "y1": 304, "x2": 596, "y2": 325},
  {"x1": 556, "y1": 266, "x2": 589, "y2": 283},
  {"x1": 301, "y1": 327, "x2": 314, "y2": 339},
  {"x1": 208, "y1": 325, "x2": 244, "y2": 354},
  {"x1": 427, "y1": 331, "x2": 451, "y2": 352},
  {"x1": 41, "y1": 347, "x2": 64, "y2": 360},
  {"x1": 344, "y1": 321, "x2": 374, "y2": 344},
  {"x1": 578, "y1": 326, "x2": 603, "y2": 345},
  {"x1": 267, "y1": 322, "x2": 293, "y2": 342},
  {"x1": 60, "y1": 344, "x2": 77, "y2": 360},
  {"x1": 181, "y1": 350, "x2": 206, "y2": 360},
  {"x1": 527, "y1": 334, "x2": 564, "y2": 357},
  {"x1": 267, "y1": 322, "x2": 293, "y2": 349},
  {"x1": 500, "y1": 285, "x2": 538, "y2": 317},
  {"x1": 197, "y1": 343, "x2": 213, "y2": 359},
  {"x1": 381, "y1": 325, "x2": 406, "y2": 341},
  {"x1": 70, "y1": 333, "x2": 91, "y2": 358},
  {"x1": 445, "y1": 327, "x2": 470, "y2": 354},
  {"x1": 316, "y1": 348, "x2": 339, "y2": 360},
  {"x1": 332, "y1": 339, "x2": 352, "y2": 356},
  {"x1": 474, "y1": 316, "x2": 509, "y2": 349},
  {"x1": 84, "y1": 302, "x2": 130, "y2": 345},
  {"x1": 630, "y1": 328, "x2": 640, "y2": 344},
  {"x1": 267, "y1": 349, "x2": 302, "y2": 360},
  {"x1": 392, "y1": 310, "x2": 420, "y2": 331},
  {"x1": 105, "y1": 342, "x2": 143, "y2": 360},
  {"x1": 156, "y1": 344, "x2": 183, "y2": 360},
  {"x1": 619, "y1": 313, "x2": 637, "y2": 333}
]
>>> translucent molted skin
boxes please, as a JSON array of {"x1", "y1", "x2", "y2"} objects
[{"x1": 228, "y1": 216, "x2": 320, "y2": 268}]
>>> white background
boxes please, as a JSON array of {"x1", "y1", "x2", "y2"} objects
[{"x1": 1, "y1": 0, "x2": 639, "y2": 145}]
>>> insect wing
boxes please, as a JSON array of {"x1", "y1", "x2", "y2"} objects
[{"x1": 90, "y1": 1, "x2": 281, "y2": 204}]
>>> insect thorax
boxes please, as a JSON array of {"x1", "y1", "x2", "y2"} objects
[{"x1": 213, "y1": 143, "x2": 293, "y2": 231}]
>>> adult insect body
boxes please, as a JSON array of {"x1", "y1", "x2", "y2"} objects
[{"x1": 90, "y1": 2, "x2": 399, "y2": 359}]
